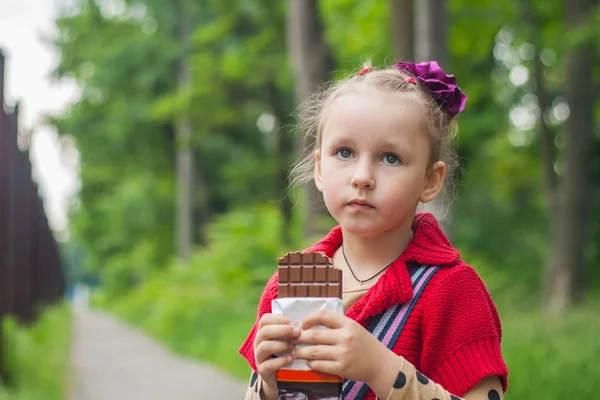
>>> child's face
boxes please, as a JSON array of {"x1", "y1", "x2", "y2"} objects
[{"x1": 314, "y1": 87, "x2": 445, "y2": 238}]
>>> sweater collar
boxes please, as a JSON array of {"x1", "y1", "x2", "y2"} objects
[{"x1": 305, "y1": 212, "x2": 460, "y2": 323}]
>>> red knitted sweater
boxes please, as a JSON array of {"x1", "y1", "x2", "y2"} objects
[{"x1": 239, "y1": 213, "x2": 508, "y2": 398}]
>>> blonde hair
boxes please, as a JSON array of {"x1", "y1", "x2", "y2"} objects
[{"x1": 289, "y1": 63, "x2": 460, "y2": 207}]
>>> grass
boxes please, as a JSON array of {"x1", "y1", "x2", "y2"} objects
[
  {"x1": 0, "y1": 303, "x2": 73, "y2": 400},
  {"x1": 500, "y1": 301, "x2": 600, "y2": 399}
]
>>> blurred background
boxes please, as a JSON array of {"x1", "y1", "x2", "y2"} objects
[{"x1": 1, "y1": 0, "x2": 599, "y2": 399}]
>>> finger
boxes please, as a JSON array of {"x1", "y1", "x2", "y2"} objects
[
  {"x1": 255, "y1": 340, "x2": 294, "y2": 363},
  {"x1": 306, "y1": 360, "x2": 340, "y2": 377},
  {"x1": 294, "y1": 345, "x2": 338, "y2": 361},
  {"x1": 292, "y1": 328, "x2": 337, "y2": 345},
  {"x1": 301, "y1": 310, "x2": 346, "y2": 330},
  {"x1": 256, "y1": 324, "x2": 301, "y2": 344},
  {"x1": 259, "y1": 354, "x2": 294, "y2": 375},
  {"x1": 258, "y1": 314, "x2": 293, "y2": 329}
]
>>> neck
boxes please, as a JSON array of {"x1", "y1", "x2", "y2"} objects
[{"x1": 341, "y1": 215, "x2": 414, "y2": 274}]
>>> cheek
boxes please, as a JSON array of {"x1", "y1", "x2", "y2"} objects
[
  {"x1": 382, "y1": 168, "x2": 426, "y2": 199},
  {"x1": 319, "y1": 158, "x2": 339, "y2": 184},
  {"x1": 319, "y1": 161, "x2": 345, "y2": 202}
]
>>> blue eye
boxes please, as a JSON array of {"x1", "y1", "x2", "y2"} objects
[
  {"x1": 382, "y1": 154, "x2": 401, "y2": 165},
  {"x1": 335, "y1": 149, "x2": 354, "y2": 159}
]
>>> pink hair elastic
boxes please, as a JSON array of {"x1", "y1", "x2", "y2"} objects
[
  {"x1": 359, "y1": 67, "x2": 372, "y2": 76},
  {"x1": 404, "y1": 77, "x2": 417, "y2": 84}
]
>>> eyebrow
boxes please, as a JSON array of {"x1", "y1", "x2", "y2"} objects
[
  {"x1": 323, "y1": 135, "x2": 412, "y2": 158},
  {"x1": 324, "y1": 134, "x2": 356, "y2": 148},
  {"x1": 377, "y1": 139, "x2": 411, "y2": 154}
]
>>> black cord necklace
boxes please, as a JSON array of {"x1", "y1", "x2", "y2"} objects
[{"x1": 341, "y1": 242, "x2": 394, "y2": 285}]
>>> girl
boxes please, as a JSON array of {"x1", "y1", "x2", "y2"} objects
[{"x1": 239, "y1": 61, "x2": 508, "y2": 400}]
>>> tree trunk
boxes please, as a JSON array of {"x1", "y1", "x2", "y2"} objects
[
  {"x1": 287, "y1": 0, "x2": 334, "y2": 238},
  {"x1": 414, "y1": 0, "x2": 451, "y2": 235},
  {"x1": 415, "y1": 0, "x2": 447, "y2": 67},
  {"x1": 175, "y1": 0, "x2": 194, "y2": 261},
  {"x1": 542, "y1": 0, "x2": 596, "y2": 314},
  {"x1": 265, "y1": 80, "x2": 295, "y2": 245},
  {"x1": 519, "y1": 0, "x2": 557, "y2": 206},
  {"x1": 390, "y1": 0, "x2": 414, "y2": 61}
]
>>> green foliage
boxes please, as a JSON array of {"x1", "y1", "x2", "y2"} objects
[
  {"x1": 51, "y1": 0, "x2": 178, "y2": 296},
  {"x1": 50, "y1": 0, "x2": 299, "y2": 298},
  {"x1": 0, "y1": 304, "x2": 72, "y2": 400},
  {"x1": 51, "y1": 0, "x2": 600, "y2": 297},
  {"x1": 321, "y1": 0, "x2": 391, "y2": 72},
  {"x1": 453, "y1": 131, "x2": 548, "y2": 292}
]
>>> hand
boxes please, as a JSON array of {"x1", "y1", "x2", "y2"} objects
[
  {"x1": 253, "y1": 314, "x2": 301, "y2": 394},
  {"x1": 291, "y1": 310, "x2": 388, "y2": 384}
]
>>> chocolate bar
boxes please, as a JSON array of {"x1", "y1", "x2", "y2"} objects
[
  {"x1": 278, "y1": 252, "x2": 342, "y2": 299},
  {"x1": 276, "y1": 251, "x2": 343, "y2": 400}
]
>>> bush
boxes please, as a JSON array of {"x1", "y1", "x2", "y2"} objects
[
  {"x1": 0, "y1": 303, "x2": 72, "y2": 400},
  {"x1": 109, "y1": 205, "x2": 295, "y2": 378}
]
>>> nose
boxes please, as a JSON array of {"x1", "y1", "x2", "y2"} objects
[{"x1": 350, "y1": 160, "x2": 375, "y2": 190}]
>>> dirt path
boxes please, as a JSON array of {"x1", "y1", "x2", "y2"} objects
[{"x1": 69, "y1": 310, "x2": 247, "y2": 400}]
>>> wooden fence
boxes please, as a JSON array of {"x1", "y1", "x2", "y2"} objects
[{"x1": 0, "y1": 49, "x2": 65, "y2": 381}]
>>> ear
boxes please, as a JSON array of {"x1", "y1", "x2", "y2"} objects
[
  {"x1": 420, "y1": 161, "x2": 446, "y2": 203},
  {"x1": 314, "y1": 149, "x2": 323, "y2": 192}
]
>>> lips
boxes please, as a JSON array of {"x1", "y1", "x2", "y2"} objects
[{"x1": 347, "y1": 199, "x2": 374, "y2": 208}]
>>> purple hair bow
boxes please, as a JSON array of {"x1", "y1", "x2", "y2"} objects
[{"x1": 393, "y1": 61, "x2": 467, "y2": 119}]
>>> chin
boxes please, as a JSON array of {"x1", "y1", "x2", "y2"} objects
[{"x1": 339, "y1": 220, "x2": 387, "y2": 238}]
